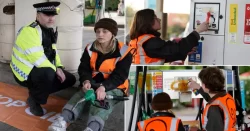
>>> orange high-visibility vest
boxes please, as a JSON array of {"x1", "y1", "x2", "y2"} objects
[
  {"x1": 137, "y1": 117, "x2": 180, "y2": 131},
  {"x1": 129, "y1": 34, "x2": 165, "y2": 65},
  {"x1": 86, "y1": 42, "x2": 130, "y2": 94},
  {"x1": 202, "y1": 93, "x2": 236, "y2": 131}
]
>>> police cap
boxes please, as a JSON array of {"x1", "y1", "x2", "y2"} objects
[{"x1": 33, "y1": 2, "x2": 60, "y2": 15}]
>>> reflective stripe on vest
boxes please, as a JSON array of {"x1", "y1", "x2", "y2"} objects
[
  {"x1": 11, "y1": 62, "x2": 29, "y2": 80},
  {"x1": 202, "y1": 93, "x2": 236, "y2": 131},
  {"x1": 12, "y1": 52, "x2": 33, "y2": 68},
  {"x1": 13, "y1": 25, "x2": 49, "y2": 68},
  {"x1": 203, "y1": 100, "x2": 230, "y2": 130},
  {"x1": 115, "y1": 44, "x2": 129, "y2": 64},
  {"x1": 35, "y1": 25, "x2": 43, "y2": 44},
  {"x1": 138, "y1": 118, "x2": 179, "y2": 131},
  {"x1": 170, "y1": 118, "x2": 178, "y2": 131},
  {"x1": 137, "y1": 35, "x2": 151, "y2": 64},
  {"x1": 87, "y1": 42, "x2": 129, "y2": 93},
  {"x1": 13, "y1": 44, "x2": 44, "y2": 55},
  {"x1": 87, "y1": 44, "x2": 92, "y2": 57},
  {"x1": 12, "y1": 51, "x2": 47, "y2": 68},
  {"x1": 131, "y1": 34, "x2": 165, "y2": 65},
  {"x1": 139, "y1": 121, "x2": 144, "y2": 130},
  {"x1": 87, "y1": 42, "x2": 129, "y2": 66}
]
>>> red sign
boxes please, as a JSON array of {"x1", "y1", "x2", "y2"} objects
[
  {"x1": 152, "y1": 74, "x2": 163, "y2": 89},
  {"x1": 244, "y1": 4, "x2": 250, "y2": 44}
]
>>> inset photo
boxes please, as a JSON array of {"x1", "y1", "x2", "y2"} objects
[
  {"x1": 125, "y1": 0, "x2": 250, "y2": 65},
  {"x1": 125, "y1": 66, "x2": 250, "y2": 131}
]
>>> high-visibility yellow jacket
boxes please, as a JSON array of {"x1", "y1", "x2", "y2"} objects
[{"x1": 10, "y1": 22, "x2": 63, "y2": 82}]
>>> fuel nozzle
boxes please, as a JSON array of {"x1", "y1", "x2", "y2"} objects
[
  {"x1": 72, "y1": 89, "x2": 96, "y2": 111},
  {"x1": 72, "y1": 89, "x2": 129, "y2": 111},
  {"x1": 206, "y1": 11, "x2": 211, "y2": 23}
]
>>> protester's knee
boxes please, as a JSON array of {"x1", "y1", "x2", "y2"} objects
[{"x1": 87, "y1": 116, "x2": 105, "y2": 131}]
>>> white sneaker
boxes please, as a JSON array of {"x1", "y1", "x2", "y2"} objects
[
  {"x1": 48, "y1": 116, "x2": 67, "y2": 131},
  {"x1": 83, "y1": 127, "x2": 93, "y2": 131}
]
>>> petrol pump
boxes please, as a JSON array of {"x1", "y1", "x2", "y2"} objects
[{"x1": 187, "y1": 0, "x2": 250, "y2": 65}]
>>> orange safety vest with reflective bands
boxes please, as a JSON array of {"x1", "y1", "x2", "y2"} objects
[
  {"x1": 86, "y1": 42, "x2": 130, "y2": 94},
  {"x1": 137, "y1": 117, "x2": 180, "y2": 131},
  {"x1": 129, "y1": 34, "x2": 165, "y2": 65},
  {"x1": 202, "y1": 93, "x2": 236, "y2": 131}
]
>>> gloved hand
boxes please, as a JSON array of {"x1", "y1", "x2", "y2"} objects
[{"x1": 51, "y1": 27, "x2": 58, "y2": 44}]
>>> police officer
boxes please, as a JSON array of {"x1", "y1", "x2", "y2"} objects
[
  {"x1": 137, "y1": 92, "x2": 186, "y2": 131},
  {"x1": 188, "y1": 67, "x2": 237, "y2": 131},
  {"x1": 10, "y1": 2, "x2": 76, "y2": 116}
]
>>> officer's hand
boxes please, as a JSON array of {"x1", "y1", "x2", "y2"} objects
[
  {"x1": 56, "y1": 68, "x2": 66, "y2": 83},
  {"x1": 82, "y1": 80, "x2": 91, "y2": 92},
  {"x1": 96, "y1": 86, "x2": 106, "y2": 101},
  {"x1": 188, "y1": 78, "x2": 200, "y2": 90},
  {"x1": 195, "y1": 21, "x2": 209, "y2": 33}
]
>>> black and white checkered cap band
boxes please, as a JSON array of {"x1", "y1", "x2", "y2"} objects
[{"x1": 37, "y1": 6, "x2": 56, "y2": 11}]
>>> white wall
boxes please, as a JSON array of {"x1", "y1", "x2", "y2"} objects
[
  {"x1": 224, "y1": 0, "x2": 250, "y2": 65},
  {"x1": 0, "y1": 0, "x2": 15, "y2": 63},
  {"x1": 15, "y1": 0, "x2": 46, "y2": 35}
]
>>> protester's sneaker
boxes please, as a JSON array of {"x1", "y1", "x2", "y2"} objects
[
  {"x1": 83, "y1": 127, "x2": 93, "y2": 131},
  {"x1": 48, "y1": 116, "x2": 67, "y2": 131},
  {"x1": 27, "y1": 97, "x2": 44, "y2": 116}
]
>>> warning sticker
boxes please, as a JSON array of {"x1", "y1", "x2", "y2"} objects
[
  {"x1": 244, "y1": 4, "x2": 250, "y2": 44},
  {"x1": 229, "y1": 4, "x2": 238, "y2": 44},
  {"x1": 189, "y1": 42, "x2": 202, "y2": 63}
]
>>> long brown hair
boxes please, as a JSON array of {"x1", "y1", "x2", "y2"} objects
[{"x1": 130, "y1": 9, "x2": 156, "y2": 40}]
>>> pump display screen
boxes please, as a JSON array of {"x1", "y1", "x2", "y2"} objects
[{"x1": 193, "y1": 3, "x2": 220, "y2": 31}]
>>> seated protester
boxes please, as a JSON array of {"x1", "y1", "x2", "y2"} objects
[
  {"x1": 137, "y1": 92, "x2": 185, "y2": 131},
  {"x1": 48, "y1": 18, "x2": 133, "y2": 131}
]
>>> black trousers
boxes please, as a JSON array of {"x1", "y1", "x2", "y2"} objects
[{"x1": 14, "y1": 67, "x2": 76, "y2": 104}]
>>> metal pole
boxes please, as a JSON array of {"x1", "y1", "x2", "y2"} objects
[
  {"x1": 134, "y1": 66, "x2": 148, "y2": 131},
  {"x1": 128, "y1": 66, "x2": 142, "y2": 131},
  {"x1": 101, "y1": 0, "x2": 105, "y2": 18}
]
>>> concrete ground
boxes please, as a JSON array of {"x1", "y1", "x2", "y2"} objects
[{"x1": 0, "y1": 28, "x2": 125, "y2": 131}]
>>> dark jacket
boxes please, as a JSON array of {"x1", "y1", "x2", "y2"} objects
[
  {"x1": 142, "y1": 31, "x2": 200, "y2": 62},
  {"x1": 151, "y1": 112, "x2": 185, "y2": 131},
  {"x1": 38, "y1": 22, "x2": 57, "y2": 64},
  {"x1": 78, "y1": 40, "x2": 133, "y2": 92},
  {"x1": 198, "y1": 88, "x2": 225, "y2": 131}
]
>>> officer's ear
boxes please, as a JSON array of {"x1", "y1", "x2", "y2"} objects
[{"x1": 36, "y1": 13, "x2": 41, "y2": 20}]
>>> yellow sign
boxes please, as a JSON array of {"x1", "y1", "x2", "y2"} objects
[
  {"x1": 137, "y1": 73, "x2": 152, "y2": 92},
  {"x1": 229, "y1": 4, "x2": 238, "y2": 44}
]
